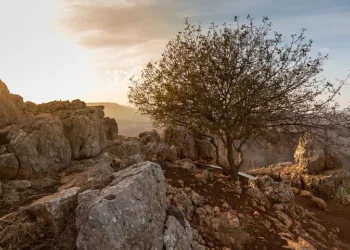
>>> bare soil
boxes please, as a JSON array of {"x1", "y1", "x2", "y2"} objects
[{"x1": 164, "y1": 165, "x2": 350, "y2": 250}]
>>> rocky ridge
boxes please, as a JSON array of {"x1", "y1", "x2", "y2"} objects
[
  {"x1": 0, "y1": 80, "x2": 118, "y2": 179},
  {"x1": 1, "y1": 81, "x2": 350, "y2": 250}
]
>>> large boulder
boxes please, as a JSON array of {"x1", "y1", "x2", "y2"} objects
[
  {"x1": 104, "y1": 117, "x2": 118, "y2": 141},
  {"x1": 54, "y1": 106, "x2": 107, "y2": 159},
  {"x1": 163, "y1": 215, "x2": 193, "y2": 250},
  {"x1": 75, "y1": 162, "x2": 166, "y2": 250},
  {"x1": 162, "y1": 127, "x2": 197, "y2": 160},
  {"x1": 28, "y1": 187, "x2": 79, "y2": 235},
  {"x1": 140, "y1": 130, "x2": 177, "y2": 165},
  {"x1": 294, "y1": 135, "x2": 342, "y2": 174},
  {"x1": 2, "y1": 114, "x2": 71, "y2": 179},
  {"x1": 0, "y1": 153, "x2": 19, "y2": 180}
]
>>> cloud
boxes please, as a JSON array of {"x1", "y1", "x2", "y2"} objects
[{"x1": 60, "y1": 0, "x2": 184, "y2": 49}]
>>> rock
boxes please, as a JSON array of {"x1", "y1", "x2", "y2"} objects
[
  {"x1": 292, "y1": 187, "x2": 300, "y2": 195},
  {"x1": 173, "y1": 191, "x2": 195, "y2": 218},
  {"x1": 163, "y1": 215, "x2": 193, "y2": 250},
  {"x1": 294, "y1": 135, "x2": 342, "y2": 174},
  {"x1": 195, "y1": 137, "x2": 216, "y2": 162},
  {"x1": 110, "y1": 157, "x2": 122, "y2": 170},
  {"x1": 281, "y1": 236, "x2": 317, "y2": 250},
  {"x1": 7, "y1": 114, "x2": 71, "y2": 179},
  {"x1": 142, "y1": 141, "x2": 177, "y2": 165},
  {"x1": 325, "y1": 148, "x2": 343, "y2": 169},
  {"x1": 35, "y1": 99, "x2": 86, "y2": 113},
  {"x1": 110, "y1": 140, "x2": 142, "y2": 158},
  {"x1": 179, "y1": 160, "x2": 196, "y2": 170},
  {"x1": 28, "y1": 187, "x2": 79, "y2": 235},
  {"x1": 162, "y1": 126, "x2": 197, "y2": 160},
  {"x1": 0, "y1": 153, "x2": 19, "y2": 180},
  {"x1": 59, "y1": 162, "x2": 114, "y2": 190},
  {"x1": 0, "y1": 80, "x2": 25, "y2": 128},
  {"x1": 139, "y1": 130, "x2": 161, "y2": 144},
  {"x1": 56, "y1": 106, "x2": 107, "y2": 159},
  {"x1": 294, "y1": 136, "x2": 326, "y2": 173},
  {"x1": 300, "y1": 190, "x2": 314, "y2": 198},
  {"x1": 104, "y1": 117, "x2": 118, "y2": 141},
  {"x1": 0, "y1": 181, "x2": 2, "y2": 196},
  {"x1": 140, "y1": 130, "x2": 177, "y2": 165},
  {"x1": 311, "y1": 197, "x2": 327, "y2": 210},
  {"x1": 76, "y1": 162, "x2": 166, "y2": 250},
  {"x1": 255, "y1": 176, "x2": 294, "y2": 203},
  {"x1": 120, "y1": 154, "x2": 143, "y2": 170}
]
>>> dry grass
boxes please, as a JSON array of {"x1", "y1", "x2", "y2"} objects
[
  {"x1": 0, "y1": 211, "x2": 47, "y2": 249},
  {"x1": 0, "y1": 208, "x2": 77, "y2": 250}
]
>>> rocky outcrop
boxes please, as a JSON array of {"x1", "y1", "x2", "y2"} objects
[
  {"x1": 294, "y1": 135, "x2": 342, "y2": 174},
  {"x1": 140, "y1": 130, "x2": 177, "y2": 166},
  {"x1": 162, "y1": 127, "x2": 198, "y2": 160},
  {"x1": 56, "y1": 106, "x2": 108, "y2": 159},
  {"x1": 0, "y1": 81, "x2": 118, "y2": 180},
  {"x1": 1, "y1": 114, "x2": 71, "y2": 179},
  {"x1": 162, "y1": 126, "x2": 295, "y2": 170},
  {"x1": 75, "y1": 162, "x2": 167, "y2": 250},
  {"x1": 0, "y1": 80, "x2": 25, "y2": 128},
  {"x1": 104, "y1": 117, "x2": 118, "y2": 141}
]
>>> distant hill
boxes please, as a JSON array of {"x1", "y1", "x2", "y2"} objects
[{"x1": 87, "y1": 102, "x2": 153, "y2": 137}]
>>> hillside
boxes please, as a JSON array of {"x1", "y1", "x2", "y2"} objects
[{"x1": 87, "y1": 102, "x2": 153, "y2": 137}]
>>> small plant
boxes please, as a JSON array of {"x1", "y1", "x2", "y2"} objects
[{"x1": 336, "y1": 185, "x2": 350, "y2": 204}]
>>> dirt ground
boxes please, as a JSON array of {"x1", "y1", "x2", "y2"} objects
[{"x1": 164, "y1": 165, "x2": 350, "y2": 250}]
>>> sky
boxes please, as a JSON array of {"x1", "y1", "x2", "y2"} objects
[{"x1": 0, "y1": 0, "x2": 349, "y2": 106}]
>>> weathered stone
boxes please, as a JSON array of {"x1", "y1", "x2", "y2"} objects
[
  {"x1": 163, "y1": 215, "x2": 193, "y2": 250},
  {"x1": 139, "y1": 130, "x2": 161, "y2": 144},
  {"x1": 140, "y1": 130, "x2": 177, "y2": 165},
  {"x1": 120, "y1": 154, "x2": 144, "y2": 170},
  {"x1": 76, "y1": 162, "x2": 166, "y2": 250},
  {"x1": 162, "y1": 126, "x2": 197, "y2": 160},
  {"x1": 311, "y1": 197, "x2": 327, "y2": 210},
  {"x1": 325, "y1": 148, "x2": 343, "y2": 169},
  {"x1": 56, "y1": 107, "x2": 107, "y2": 159},
  {"x1": 109, "y1": 140, "x2": 142, "y2": 158},
  {"x1": 295, "y1": 136, "x2": 326, "y2": 174},
  {"x1": 294, "y1": 135, "x2": 342, "y2": 174},
  {"x1": 0, "y1": 80, "x2": 25, "y2": 128},
  {"x1": 281, "y1": 236, "x2": 317, "y2": 250},
  {"x1": 7, "y1": 114, "x2": 71, "y2": 179},
  {"x1": 0, "y1": 153, "x2": 19, "y2": 180},
  {"x1": 35, "y1": 99, "x2": 86, "y2": 113},
  {"x1": 300, "y1": 190, "x2": 314, "y2": 198},
  {"x1": 29, "y1": 187, "x2": 79, "y2": 235},
  {"x1": 104, "y1": 117, "x2": 118, "y2": 141},
  {"x1": 59, "y1": 162, "x2": 114, "y2": 190}
]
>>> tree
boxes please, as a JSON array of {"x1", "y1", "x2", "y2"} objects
[{"x1": 128, "y1": 16, "x2": 349, "y2": 180}]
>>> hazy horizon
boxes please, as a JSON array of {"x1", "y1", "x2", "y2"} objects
[{"x1": 1, "y1": 0, "x2": 350, "y2": 107}]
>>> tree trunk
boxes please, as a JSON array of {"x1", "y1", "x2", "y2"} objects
[
  {"x1": 209, "y1": 138, "x2": 220, "y2": 165},
  {"x1": 227, "y1": 138, "x2": 239, "y2": 180}
]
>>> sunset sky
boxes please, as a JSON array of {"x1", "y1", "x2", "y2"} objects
[{"x1": 1, "y1": 0, "x2": 349, "y2": 106}]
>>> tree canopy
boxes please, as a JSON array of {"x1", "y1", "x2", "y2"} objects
[{"x1": 128, "y1": 16, "x2": 349, "y2": 179}]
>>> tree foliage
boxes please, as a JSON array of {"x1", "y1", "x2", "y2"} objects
[{"x1": 129, "y1": 16, "x2": 349, "y2": 179}]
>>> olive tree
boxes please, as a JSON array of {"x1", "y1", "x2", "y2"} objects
[{"x1": 128, "y1": 16, "x2": 349, "y2": 180}]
